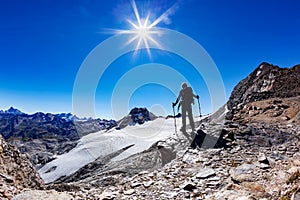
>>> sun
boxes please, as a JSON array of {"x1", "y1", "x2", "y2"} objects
[
  {"x1": 115, "y1": 0, "x2": 173, "y2": 57},
  {"x1": 121, "y1": 16, "x2": 161, "y2": 56}
]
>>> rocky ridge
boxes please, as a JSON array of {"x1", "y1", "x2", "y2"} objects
[{"x1": 227, "y1": 62, "x2": 300, "y2": 120}]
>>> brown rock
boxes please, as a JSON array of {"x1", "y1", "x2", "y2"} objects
[{"x1": 0, "y1": 135, "x2": 44, "y2": 198}]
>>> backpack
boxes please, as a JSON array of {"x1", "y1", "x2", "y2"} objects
[{"x1": 181, "y1": 87, "x2": 194, "y2": 105}]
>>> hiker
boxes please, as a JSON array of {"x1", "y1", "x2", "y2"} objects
[{"x1": 172, "y1": 82, "x2": 199, "y2": 132}]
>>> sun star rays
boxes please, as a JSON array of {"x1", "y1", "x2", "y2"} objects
[{"x1": 114, "y1": 0, "x2": 177, "y2": 57}]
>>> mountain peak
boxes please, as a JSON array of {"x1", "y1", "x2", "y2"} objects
[
  {"x1": 255, "y1": 62, "x2": 278, "y2": 74},
  {"x1": 1, "y1": 107, "x2": 25, "y2": 115},
  {"x1": 227, "y1": 62, "x2": 300, "y2": 112},
  {"x1": 117, "y1": 107, "x2": 157, "y2": 129}
]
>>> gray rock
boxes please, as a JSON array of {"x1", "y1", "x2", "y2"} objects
[
  {"x1": 12, "y1": 190, "x2": 72, "y2": 200},
  {"x1": 258, "y1": 153, "x2": 269, "y2": 164},
  {"x1": 195, "y1": 168, "x2": 216, "y2": 179},
  {"x1": 292, "y1": 190, "x2": 300, "y2": 200},
  {"x1": 162, "y1": 191, "x2": 178, "y2": 198},
  {"x1": 207, "y1": 181, "x2": 221, "y2": 186},
  {"x1": 230, "y1": 163, "x2": 256, "y2": 182},
  {"x1": 259, "y1": 163, "x2": 270, "y2": 169},
  {"x1": 182, "y1": 153, "x2": 194, "y2": 164},
  {"x1": 123, "y1": 189, "x2": 135, "y2": 195},
  {"x1": 143, "y1": 181, "x2": 154, "y2": 188},
  {"x1": 99, "y1": 190, "x2": 118, "y2": 200},
  {"x1": 207, "y1": 176, "x2": 221, "y2": 181},
  {"x1": 131, "y1": 182, "x2": 142, "y2": 188}
]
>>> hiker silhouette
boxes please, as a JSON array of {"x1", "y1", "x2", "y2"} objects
[{"x1": 172, "y1": 82, "x2": 199, "y2": 133}]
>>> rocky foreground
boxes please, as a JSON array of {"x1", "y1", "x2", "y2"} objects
[
  {"x1": 9, "y1": 119, "x2": 300, "y2": 199},
  {"x1": 1, "y1": 62, "x2": 300, "y2": 199}
]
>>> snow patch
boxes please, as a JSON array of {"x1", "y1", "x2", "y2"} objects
[
  {"x1": 38, "y1": 118, "x2": 183, "y2": 183},
  {"x1": 256, "y1": 70, "x2": 262, "y2": 76},
  {"x1": 259, "y1": 64, "x2": 265, "y2": 69}
]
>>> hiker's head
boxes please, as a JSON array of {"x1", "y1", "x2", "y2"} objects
[{"x1": 182, "y1": 82, "x2": 187, "y2": 89}]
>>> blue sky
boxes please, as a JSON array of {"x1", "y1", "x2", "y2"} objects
[{"x1": 1, "y1": 0, "x2": 300, "y2": 119}]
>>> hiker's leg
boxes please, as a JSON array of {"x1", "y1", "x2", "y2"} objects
[
  {"x1": 187, "y1": 105, "x2": 195, "y2": 130},
  {"x1": 181, "y1": 107, "x2": 187, "y2": 132}
]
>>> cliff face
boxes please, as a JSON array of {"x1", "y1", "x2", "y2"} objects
[
  {"x1": 227, "y1": 62, "x2": 300, "y2": 119},
  {"x1": 226, "y1": 62, "x2": 300, "y2": 125},
  {"x1": 0, "y1": 135, "x2": 44, "y2": 199}
]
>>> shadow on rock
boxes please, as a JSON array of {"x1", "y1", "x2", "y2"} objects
[{"x1": 191, "y1": 129, "x2": 228, "y2": 149}]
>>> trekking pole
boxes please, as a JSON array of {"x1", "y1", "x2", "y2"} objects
[
  {"x1": 196, "y1": 97, "x2": 203, "y2": 129},
  {"x1": 197, "y1": 97, "x2": 202, "y2": 118},
  {"x1": 172, "y1": 105, "x2": 177, "y2": 134}
]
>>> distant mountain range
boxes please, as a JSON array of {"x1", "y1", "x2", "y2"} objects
[
  {"x1": 0, "y1": 107, "x2": 117, "y2": 167},
  {"x1": 0, "y1": 106, "x2": 157, "y2": 168}
]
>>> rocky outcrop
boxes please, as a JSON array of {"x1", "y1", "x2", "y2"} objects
[
  {"x1": 117, "y1": 107, "x2": 157, "y2": 129},
  {"x1": 0, "y1": 135, "x2": 44, "y2": 199},
  {"x1": 221, "y1": 62, "x2": 300, "y2": 199},
  {"x1": 227, "y1": 62, "x2": 300, "y2": 119}
]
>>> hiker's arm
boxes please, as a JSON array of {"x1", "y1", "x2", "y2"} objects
[
  {"x1": 173, "y1": 97, "x2": 179, "y2": 107},
  {"x1": 173, "y1": 92, "x2": 182, "y2": 107},
  {"x1": 191, "y1": 88, "x2": 199, "y2": 99}
]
